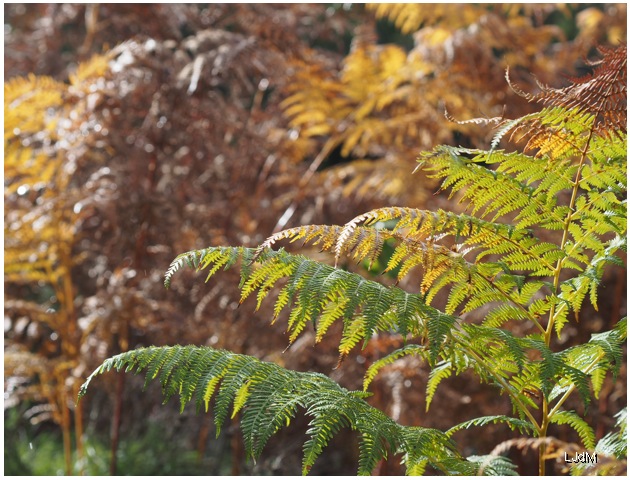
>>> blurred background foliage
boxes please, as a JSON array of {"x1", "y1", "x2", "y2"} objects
[{"x1": 4, "y1": 3, "x2": 626, "y2": 475}]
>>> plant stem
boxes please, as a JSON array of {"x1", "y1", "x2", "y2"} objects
[
  {"x1": 539, "y1": 128, "x2": 593, "y2": 475},
  {"x1": 539, "y1": 397, "x2": 549, "y2": 475}
]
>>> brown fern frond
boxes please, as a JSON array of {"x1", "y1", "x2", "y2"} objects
[
  {"x1": 531, "y1": 45, "x2": 626, "y2": 129},
  {"x1": 507, "y1": 44, "x2": 627, "y2": 150},
  {"x1": 256, "y1": 224, "x2": 343, "y2": 259},
  {"x1": 444, "y1": 105, "x2": 506, "y2": 127}
]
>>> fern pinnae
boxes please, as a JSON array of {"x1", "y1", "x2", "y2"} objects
[
  {"x1": 355, "y1": 415, "x2": 399, "y2": 475},
  {"x1": 231, "y1": 380, "x2": 251, "y2": 419},
  {"x1": 400, "y1": 427, "x2": 464, "y2": 475},
  {"x1": 160, "y1": 347, "x2": 200, "y2": 409},
  {"x1": 472, "y1": 454, "x2": 519, "y2": 476},
  {"x1": 446, "y1": 415, "x2": 534, "y2": 437},
  {"x1": 519, "y1": 338, "x2": 560, "y2": 397},
  {"x1": 425, "y1": 360, "x2": 452, "y2": 411},
  {"x1": 210, "y1": 355, "x2": 255, "y2": 435},
  {"x1": 391, "y1": 288, "x2": 423, "y2": 339},
  {"x1": 240, "y1": 255, "x2": 285, "y2": 306},
  {"x1": 338, "y1": 315, "x2": 367, "y2": 358},
  {"x1": 472, "y1": 326, "x2": 527, "y2": 373},
  {"x1": 256, "y1": 225, "x2": 342, "y2": 260},
  {"x1": 301, "y1": 389, "x2": 354, "y2": 474},
  {"x1": 363, "y1": 344, "x2": 427, "y2": 391},
  {"x1": 286, "y1": 300, "x2": 311, "y2": 344},
  {"x1": 588, "y1": 365, "x2": 607, "y2": 400},
  {"x1": 420, "y1": 147, "x2": 568, "y2": 228},
  {"x1": 144, "y1": 346, "x2": 177, "y2": 389},
  {"x1": 549, "y1": 410, "x2": 596, "y2": 450},
  {"x1": 361, "y1": 283, "x2": 391, "y2": 342},
  {"x1": 164, "y1": 253, "x2": 189, "y2": 288},
  {"x1": 482, "y1": 304, "x2": 530, "y2": 330},
  {"x1": 315, "y1": 293, "x2": 348, "y2": 342},
  {"x1": 240, "y1": 370, "x2": 300, "y2": 458},
  {"x1": 589, "y1": 321, "x2": 626, "y2": 380},
  {"x1": 200, "y1": 248, "x2": 233, "y2": 283},
  {"x1": 195, "y1": 350, "x2": 230, "y2": 413},
  {"x1": 289, "y1": 262, "x2": 330, "y2": 339}
]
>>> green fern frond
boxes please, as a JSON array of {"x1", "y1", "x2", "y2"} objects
[
  {"x1": 418, "y1": 147, "x2": 568, "y2": 229},
  {"x1": 506, "y1": 362, "x2": 543, "y2": 414},
  {"x1": 355, "y1": 417, "x2": 399, "y2": 475},
  {"x1": 426, "y1": 360, "x2": 452, "y2": 411},
  {"x1": 558, "y1": 339, "x2": 614, "y2": 401},
  {"x1": 521, "y1": 338, "x2": 582, "y2": 401},
  {"x1": 398, "y1": 427, "x2": 465, "y2": 475},
  {"x1": 363, "y1": 344, "x2": 428, "y2": 390},
  {"x1": 460, "y1": 325, "x2": 527, "y2": 374},
  {"x1": 163, "y1": 246, "x2": 464, "y2": 356},
  {"x1": 550, "y1": 410, "x2": 596, "y2": 450},
  {"x1": 595, "y1": 407, "x2": 626, "y2": 458},
  {"x1": 79, "y1": 345, "x2": 466, "y2": 475},
  {"x1": 468, "y1": 455, "x2": 519, "y2": 476},
  {"x1": 335, "y1": 206, "x2": 560, "y2": 273},
  {"x1": 260, "y1": 207, "x2": 564, "y2": 337},
  {"x1": 556, "y1": 237, "x2": 626, "y2": 331},
  {"x1": 447, "y1": 415, "x2": 534, "y2": 436}
]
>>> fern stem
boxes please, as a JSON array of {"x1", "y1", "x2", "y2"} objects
[
  {"x1": 538, "y1": 403, "x2": 549, "y2": 475},
  {"x1": 541, "y1": 101, "x2": 600, "y2": 476},
  {"x1": 545, "y1": 131, "x2": 593, "y2": 344}
]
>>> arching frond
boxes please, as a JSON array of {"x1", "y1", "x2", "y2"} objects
[
  {"x1": 78, "y1": 345, "x2": 465, "y2": 475},
  {"x1": 447, "y1": 415, "x2": 534, "y2": 437},
  {"x1": 166, "y1": 246, "x2": 459, "y2": 356},
  {"x1": 258, "y1": 206, "x2": 564, "y2": 333},
  {"x1": 425, "y1": 360, "x2": 452, "y2": 410}
]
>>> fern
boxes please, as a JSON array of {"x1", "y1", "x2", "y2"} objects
[
  {"x1": 165, "y1": 246, "x2": 461, "y2": 357},
  {"x1": 549, "y1": 410, "x2": 595, "y2": 451},
  {"x1": 78, "y1": 345, "x2": 464, "y2": 475},
  {"x1": 468, "y1": 455, "x2": 519, "y2": 476},
  {"x1": 447, "y1": 415, "x2": 534, "y2": 437},
  {"x1": 595, "y1": 407, "x2": 627, "y2": 459},
  {"x1": 567, "y1": 407, "x2": 627, "y2": 475},
  {"x1": 81, "y1": 45, "x2": 626, "y2": 475}
]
